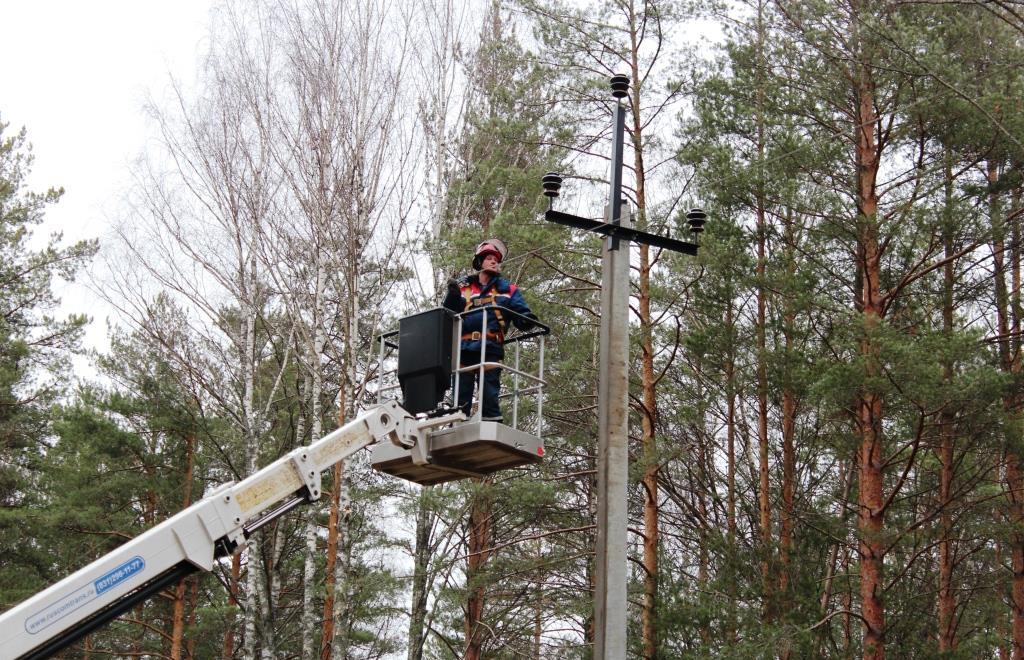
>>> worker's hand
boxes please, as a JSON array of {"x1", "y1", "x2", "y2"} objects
[
  {"x1": 516, "y1": 312, "x2": 539, "y2": 331},
  {"x1": 447, "y1": 276, "x2": 469, "y2": 292}
]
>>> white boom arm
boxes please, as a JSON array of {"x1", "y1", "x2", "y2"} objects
[{"x1": 1, "y1": 400, "x2": 424, "y2": 660}]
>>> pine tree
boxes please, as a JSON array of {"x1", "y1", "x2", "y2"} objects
[
  {"x1": 35, "y1": 304, "x2": 205, "y2": 656},
  {"x1": 0, "y1": 117, "x2": 96, "y2": 608}
]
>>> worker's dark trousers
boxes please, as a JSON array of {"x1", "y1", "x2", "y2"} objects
[{"x1": 457, "y1": 351, "x2": 502, "y2": 421}]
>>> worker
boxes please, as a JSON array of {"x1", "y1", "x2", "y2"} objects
[{"x1": 443, "y1": 238, "x2": 536, "y2": 422}]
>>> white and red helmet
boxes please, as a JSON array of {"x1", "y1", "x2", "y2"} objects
[{"x1": 472, "y1": 238, "x2": 508, "y2": 270}]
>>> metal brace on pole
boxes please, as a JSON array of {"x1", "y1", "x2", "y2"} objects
[{"x1": 608, "y1": 101, "x2": 625, "y2": 250}]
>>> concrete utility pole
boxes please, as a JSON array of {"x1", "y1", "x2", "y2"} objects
[
  {"x1": 593, "y1": 90, "x2": 630, "y2": 658},
  {"x1": 541, "y1": 74, "x2": 705, "y2": 659}
]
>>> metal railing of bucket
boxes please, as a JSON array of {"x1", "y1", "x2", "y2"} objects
[
  {"x1": 452, "y1": 307, "x2": 550, "y2": 435},
  {"x1": 374, "y1": 308, "x2": 549, "y2": 437},
  {"x1": 375, "y1": 330, "x2": 402, "y2": 404}
]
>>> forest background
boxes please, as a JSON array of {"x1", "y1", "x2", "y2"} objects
[{"x1": 3, "y1": 0, "x2": 1024, "y2": 658}]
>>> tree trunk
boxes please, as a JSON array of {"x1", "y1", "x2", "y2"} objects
[
  {"x1": 329, "y1": 283, "x2": 360, "y2": 660},
  {"x1": 407, "y1": 487, "x2": 433, "y2": 660},
  {"x1": 725, "y1": 300, "x2": 738, "y2": 643},
  {"x1": 301, "y1": 507, "x2": 320, "y2": 658},
  {"x1": 322, "y1": 373, "x2": 350, "y2": 659},
  {"x1": 532, "y1": 538, "x2": 543, "y2": 660},
  {"x1": 856, "y1": 206, "x2": 886, "y2": 660},
  {"x1": 304, "y1": 309, "x2": 326, "y2": 659},
  {"x1": 991, "y1": 159, "x2": 1024, "y2": 659},
  {"x1": 171, "y1": 553, "x2": 188, "y2": 658},
  {"x1": 692, "y1": 352, "x2": 712, "y2": 649},
  {"x1": 224, "y1": 553, "x2": 241, "y2": 659},
  {"x1": 321, "y1": 461, "x2": 344, "y2": 660},
  {"x1": 843, "y1": 547, "x2": 853, "y2": 655},
  {"x1": 855, "y1": 58, "x2": 886, "y2": 660},
  {"x1": 465, "y1": 480, "x2": 493, "y2": 660},
  {"x1": 639, "y1": 419, "x2": 659, "y2": 660},
  {"x1": 697, "y1": 475, "x2": 711, "y2": 650},
  {"x1": 1014, "y1": 187, "x2": 1024, "y2": 660},
  {"x1": 937, "y1": 156, "x2": 957, "y2": 653},
  {"x1": 586, "y1": 459, "x2": 598, "y2": 650},
  {"x1": 937, "y1": 412, "x2": 956, "y2": 652},
  {"x1": 301, "y1": 367, "x2": 318, "y2": 659},
  {"x1": 1000, "y1": 535, "x2": 1011, "y2": 660},
  {"x1": 778, "y1": 210, "x2": 799, "y2": 607},
  {"x1": 187, "y1": 576, "x2": 199, "y2": 660},
  {"x1": 756, "y1": 194, "x2": 772, "y2": 623},
  {"x1": 778, "y1": 372, "x2": 796, "y2": 600},
  {"x1": 134, "y1": 485, "x2": 157, "y2": 657},
  {"x1": 330, "y1": 468, "x2": 354, "y2": 660},
  {"x1": 171, "y1": 434, "x2": 195, "y2": 660},
  {"x1": 818, "y1": 456, "x2": 854, "y2": 660},
  {"x1": 625, "y1": 19, "x2": 661, "y2": 656},
  {"x1": 1007, "y1": 453, "x2": 1024, "y2": 660},
  {"x1": 753, "y1": 0, "x2": 773, "y2": 622},
  {"x1": 260, "y1": 529, "x2": 282, "y2": 660},
  {"x1": 242, "y1": 309, "x2": 261, "y2": 660}
]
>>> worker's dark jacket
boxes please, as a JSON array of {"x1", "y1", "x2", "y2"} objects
[{"x1": 442, "y1": 274, "x2": 534, "y2": 360}]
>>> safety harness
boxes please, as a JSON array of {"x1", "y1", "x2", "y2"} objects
[{"x1": 460, "y1": 281, "x2": 508, "y2": 344}]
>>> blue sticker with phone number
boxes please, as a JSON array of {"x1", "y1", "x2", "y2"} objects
[{"x1": 25, "y1": 556, "x2": 146, "y2": 634}]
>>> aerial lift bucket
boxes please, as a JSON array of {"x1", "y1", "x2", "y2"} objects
[{"x1": 370, "y1": 306, "x2": 549, "y2": 484}]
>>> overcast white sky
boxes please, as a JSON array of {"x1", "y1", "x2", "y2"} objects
[{"x1": 1, "y1": 1, "x2": 215, "y2": 353}]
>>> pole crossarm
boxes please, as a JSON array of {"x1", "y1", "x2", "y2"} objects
[{"x1": 544, "y1": 209, "x2": 698, "y2": 255}]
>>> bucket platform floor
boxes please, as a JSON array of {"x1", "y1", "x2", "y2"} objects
[{"x1": 370, "y1": 421, "x2": 544, "y2": 485}]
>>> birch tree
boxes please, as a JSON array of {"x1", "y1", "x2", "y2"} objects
[
  {"x1": 104, "y1": 7, "x2": 293, "y2": 651},
  {"x1": 261, "y1": 0, "x2": 419, "y2": 655}
]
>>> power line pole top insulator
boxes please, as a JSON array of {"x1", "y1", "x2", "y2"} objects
[{"x1": 610, "y1": 74, "x2": 630, "y2": 99}]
